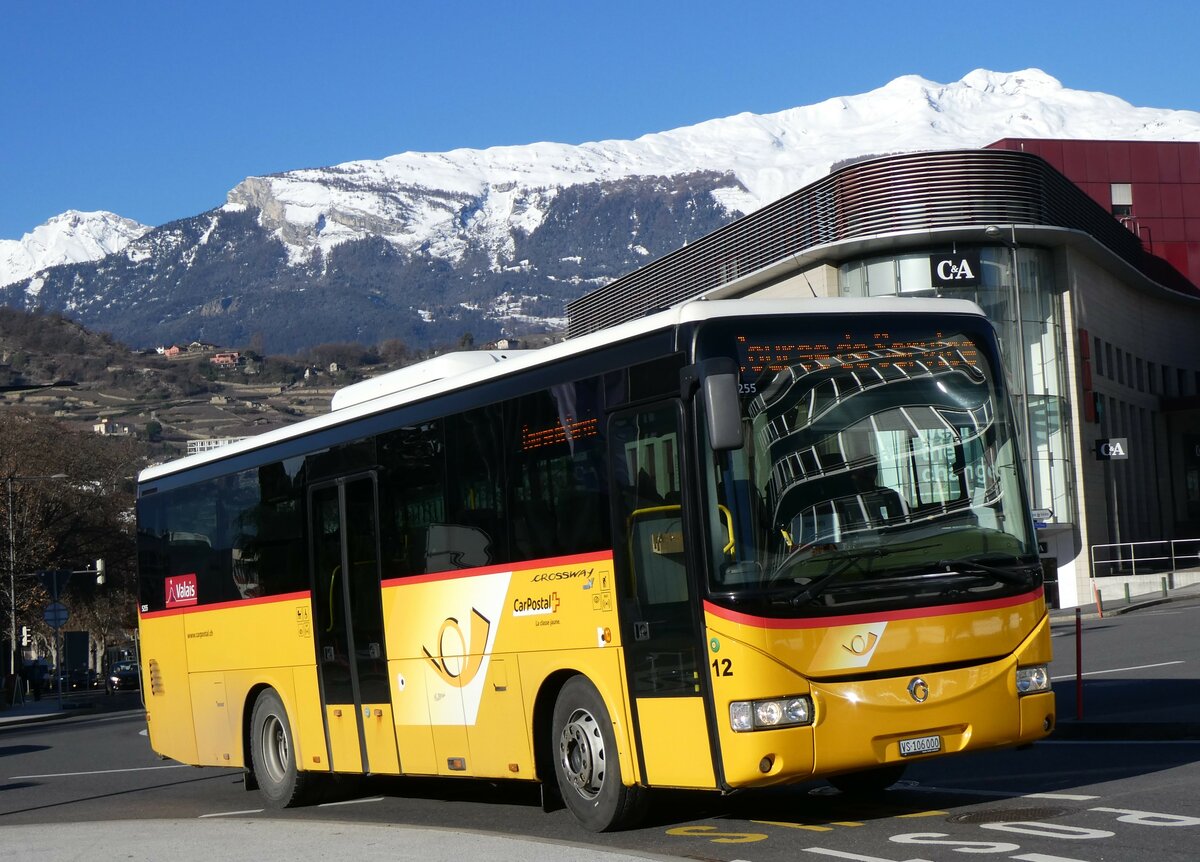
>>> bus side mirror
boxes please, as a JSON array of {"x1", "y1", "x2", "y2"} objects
[{"x1": 698, "y1": 358, "x2": 743, "y2": 452}]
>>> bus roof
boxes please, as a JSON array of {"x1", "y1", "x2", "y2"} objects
[{"x1": 137, "y1": 296, "x2": 986, "y2": 484}]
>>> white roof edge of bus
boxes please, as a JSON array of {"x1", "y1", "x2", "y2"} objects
[
  {"x1": 330, "y1": 350, "x2": 539, "y2": 411},
  {"x1": 138, "y1": 296, "x2": 986, "y2": 484}
]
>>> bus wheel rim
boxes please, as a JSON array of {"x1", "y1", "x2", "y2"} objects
[
  {"x1": 261, "y1": 713, "x2": 289, "y2": 784},
  {"x1": 559, "y1": 707, "x2": 604, "y2": 799}
]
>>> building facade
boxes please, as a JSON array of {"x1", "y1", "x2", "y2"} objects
[{"x1": 567, "y1": 142, "x2": 1200, "y2": 608}]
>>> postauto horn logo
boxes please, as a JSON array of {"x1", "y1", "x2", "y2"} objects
[{"x1": 421, "y1": 608, "x2": 493, "y2": 688}]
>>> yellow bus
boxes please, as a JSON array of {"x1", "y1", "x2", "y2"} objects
[{"x1": 135, "y1": 297, "x2": 1054, "y2": 831}]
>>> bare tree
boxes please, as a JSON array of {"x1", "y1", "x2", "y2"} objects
[{"x1": 1, "y1": 413, "x2": 140, "y2": 672}]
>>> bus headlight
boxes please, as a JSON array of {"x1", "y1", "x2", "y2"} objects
[
  {"x1": 730, "y1": 695, "x2": 813, "y2": 731},
  {"x1": 1016, "y1": 664, "x2": 1050, "y2": 694}
]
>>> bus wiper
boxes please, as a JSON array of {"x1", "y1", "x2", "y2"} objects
[
  {"x1": 936, "y1": 555, "x2": 1040, "y2": 587},
  {"x1": 774, "y1": 547, "x2": 895, "y2": 608}
]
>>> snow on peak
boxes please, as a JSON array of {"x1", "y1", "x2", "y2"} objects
[
  {"x1": 1, "y1": 210, "x2": 150, "y2": 287},
  {"x1": 223, "y1": 69, "x2": 1200, "y2": 269},
  {"x1": 10, "y1": 69, "x2": 1200, "y2": 286}
]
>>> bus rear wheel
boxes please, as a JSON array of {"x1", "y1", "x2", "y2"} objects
[
  {"x1": 828, "y1": 764, "x2": 906, "y2": 796},
  {"x1": 551, "y1": 676, "x2": 645, "y2": 831},
  {"x1": 250, "y1": 689, "x2": 314, "y2": 808}
]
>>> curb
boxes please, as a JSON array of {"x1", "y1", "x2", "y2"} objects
[
  {"x1": 1049, "y1": 594, "x2": 1181, "y2": 625},
  {"x1": 0, "y1": 700, "x2": 103, "y2": 729}
]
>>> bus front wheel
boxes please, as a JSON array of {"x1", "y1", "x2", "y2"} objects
[
  {"x1": 250, "y1": 689, "x2": 313, "y2": 808},
  {"x1": 551, "y1": 676, "x2": 645, "y2": 831}
]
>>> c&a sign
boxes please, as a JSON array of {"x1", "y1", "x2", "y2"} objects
[
  {"x1": 930, "y1": 249, "x2": 982, "y2": 287},
  {"x1": 1095, "y1": 437, "x2": 1129, "y2": 460}
]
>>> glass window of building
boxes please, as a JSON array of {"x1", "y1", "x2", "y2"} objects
[{"x1": 838, "y1": 245, "x2": 1073, "y2": 520}]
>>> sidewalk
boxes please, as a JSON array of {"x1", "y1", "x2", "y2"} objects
[
  {"x1": 1049, "y1": 579, "x2": 1200, "y2": 625},
  {"x1": 0, "y1": 689, "x2": 117, "y2": 728}
]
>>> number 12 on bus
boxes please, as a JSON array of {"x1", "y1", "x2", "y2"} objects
[{"x1": 135, "y1": 297, "x2": 1053, "y2": 831}]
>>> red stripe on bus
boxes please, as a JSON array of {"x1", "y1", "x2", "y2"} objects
[
  {"x1": 382, "y1": 549, "x2": 615, "y2": 588},
  {"x1": 139, "y1": 590, "x2": 311, "y2": 620},
  {"x1": 704, "y1": 587, "x2": 1044, "y2": 629}
]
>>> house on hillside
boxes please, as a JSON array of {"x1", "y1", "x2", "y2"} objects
[{"x1": 93, "y1": 420, "x2": 132, "y2": 436}]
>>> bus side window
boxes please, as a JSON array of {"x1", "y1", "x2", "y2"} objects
[
  {"x1": 443, "y1": 405, "x2": 506, "y2": 569},
  {"x1": 378, "y1": 421, "x2": 446, "y2": 577},
  {"x1": 611, "y1": 405, "x2": 687, "y2": 606},
  {"x1": 508, "y1": 381, "x2": 609, "y2": 563}
]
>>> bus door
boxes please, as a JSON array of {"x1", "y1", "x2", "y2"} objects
[
  {"x1": 610, "y1": 404, "x2": 717, "y2": 789},
  {"x1": 309, "y1": 474, "x2": 400, "y2": 775}
]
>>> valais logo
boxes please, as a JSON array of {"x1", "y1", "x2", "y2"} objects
[{"x1": 165, "y1": 573, "x2": 198, "y2": 608}]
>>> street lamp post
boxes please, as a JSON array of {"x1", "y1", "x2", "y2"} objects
[{"x1": 7, "y1": 473, "x2": 68, "y2": 678}]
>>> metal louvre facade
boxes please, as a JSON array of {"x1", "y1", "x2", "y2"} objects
[{"x1": 566, "y1": 149, "x2": 1146, "y2": 337}]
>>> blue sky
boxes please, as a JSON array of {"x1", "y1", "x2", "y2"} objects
[{"x1": 4, "y1": 0, "x2": 1198, "y2": 239}]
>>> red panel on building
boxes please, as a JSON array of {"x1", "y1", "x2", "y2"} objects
[
  {"x1": 1043, "y1": 140, "x2": 1066, "y2": 172},
  {"x1": 1183, "y1": 185, "x2": 1200, "y2": 219},
  {"x1": 1062, "y1": 142, "x2": 1089, "y2": 179},
  {"x1": 1130, "y1": 144, "x2": 1159, "y2": 182},
  {"x1": 1160, "y1": 218, "x2": 1185, "y2": 243},
  {"x1": 1162, "y1": 243, "x2": 1189, "y2": 273},
  {"x1": 1084, "y1": 182, "x2": 1110, "y2": 206},
  {"x1": 984, "y1": 139, "x2": 1200, "y2": 293},
  {"x1": 1182, "y1": 145, "x2": 1200, "y2": 183},
  {"x1": 1161, "y1": 184, "x2": 1184, "y2": 218},
  {"x1": 1156, "y1": 143, "x2": 1182, "y2": 183},
  {"x1": 1085, "y1": 144, "x2": 1110, "y2": 182},
  {"x1": 1139, "y1": 184, "x2": 1162, "y2": 217},
  {"x1": 1108, "y1": 142, "x2": 1132, "y2": 179}
]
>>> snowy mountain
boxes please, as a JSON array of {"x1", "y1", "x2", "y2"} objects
[
  {"x1": 4, "y1": 69, "x2": 1200, "y2": 353},
  {"x1": 0, "y1": 210, "x2": 149, "y2": 288},
  {"x1": 223, "y1": 68, "x2": 1200, "y2": 273}
]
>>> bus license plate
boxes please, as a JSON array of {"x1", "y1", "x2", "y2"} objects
[{"x1": 899, "y1": 734, "x2": 942, "y2": 757}]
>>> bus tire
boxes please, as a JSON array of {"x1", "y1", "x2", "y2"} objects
[
  {"x1": 250, "y1": 689, "x2": 313, "y2": 808},
  {"x1": 828, "y1": 764, "x2": 906, "y2": 796},
  {"x1": 551, "y1": 676, "x2": 645, "y2": 831}
]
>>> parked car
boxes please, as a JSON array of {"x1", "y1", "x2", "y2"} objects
[{"x1": 105, "y1": 661, "x2": 140, "y2": 694}]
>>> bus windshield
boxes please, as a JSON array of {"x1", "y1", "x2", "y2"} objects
[{"x1": 698, "y1": 317, "x2": 1038, "y2": 616}]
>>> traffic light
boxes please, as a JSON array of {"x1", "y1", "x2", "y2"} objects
[
  {"x1": 20, "y1": 625, "x2": 29, "y2": 646},
  {"x1": 95, "y1": 558, "x2": 106, "y2": 585}
]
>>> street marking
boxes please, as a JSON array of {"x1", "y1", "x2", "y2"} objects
[
  {"x1": 318, "y1": 795, "x2": 385, "y2": 807},
  {"x1": 754, "y1": 820, "x2": 835, "y2": 832},
  {"x1": 200, "y1": 809, "x2": 264, "y2": 818},
  {"x1": 10, "y1": 763, "x2": 191, "y2": 779},
  {"x1": 1051, "y1": 660, "x2": 1183, "y2": 681},
  {"x1": 667, "y1": 825, "x2": 768, "y2": 843}
]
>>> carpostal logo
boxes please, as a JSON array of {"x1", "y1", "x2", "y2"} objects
[
  {"x1": 513, "y1": 592, "x2": 560, "y2": 617},
  {"x1": 165, "y1": 573, "x2": 198, "y2": 608}
]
